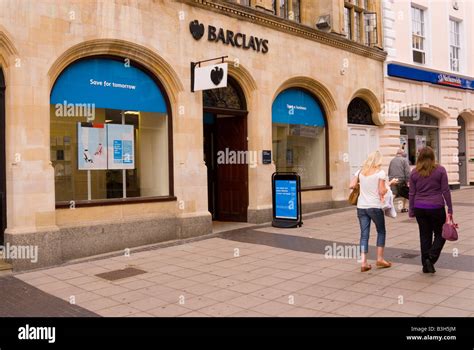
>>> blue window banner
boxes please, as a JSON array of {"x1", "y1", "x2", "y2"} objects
[
  {"x1": 387, "y1": 63, "x2": 474, "y2": 91},
  {"x1": 274, "y1": 179, "x2": 298, "y2": 220},
  {"x1": 51, "y1": 58, "x2": 168, "y2": 113},
  {"x1": 272, "y1": 89, "x2": 325, "y2": 127}
]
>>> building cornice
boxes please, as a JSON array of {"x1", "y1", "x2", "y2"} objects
[{"x1": 177, "y1": 0, "x2": 387, "y2": 62}]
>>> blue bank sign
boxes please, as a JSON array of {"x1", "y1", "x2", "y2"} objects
[
  {"x1": 51, "y1": 58, "x2": 167, "y2": 113},
  {"x1": 272, "y1": 89, "x2": 325, "y2": 127},
  {"x1": 387, "y1": 63, "x2": 474, "y2": 91}
]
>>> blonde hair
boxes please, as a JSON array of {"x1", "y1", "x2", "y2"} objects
[{"x1": 361, "y1": 151, "x2": 383, "y2": 176}]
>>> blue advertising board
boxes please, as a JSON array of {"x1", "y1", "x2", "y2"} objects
[
  {"x1": 272, "y1": 172, "x2": 302, "y2": 228},
  {"x1": 275, "y1": 179, "x2": 298, "y2": 220},
  {"x1": 51, "y1": 58, "x2": 168, "y2": 113}
]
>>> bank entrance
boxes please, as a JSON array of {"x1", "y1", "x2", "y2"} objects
[{"x1": 203, "y1": 77, "x2": 248, "y2": 222}]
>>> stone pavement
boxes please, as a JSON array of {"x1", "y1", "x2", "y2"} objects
[
  {"x1": 7, "y1": 189, "x2": 474, "y2": 317},
  {"x1": 0, "y1": 276, "x2": 98, "y2": 317}
]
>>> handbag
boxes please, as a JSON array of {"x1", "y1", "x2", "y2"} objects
[
  {"x1": 441, "y1": 193, "x2": 458, "y2": 241},
  {"x1": 348, "y1": 173, "x2": 360, "y2": 205},
  {"x1": 442, "y1": 214, "x2": 458, "y2": 241},
  {"x1": 397, "y1": 181, "x2": 409, "y2": 199}
]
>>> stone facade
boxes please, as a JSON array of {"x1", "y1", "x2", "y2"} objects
[
  {"x1": 0, "y1": 0, "x2": 386, "y2": 270},
  {"x1": 381, "y1": 0, "x2": 474, "y2": 186}
]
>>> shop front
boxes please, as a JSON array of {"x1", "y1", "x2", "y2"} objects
[
  {"x1": 1, "y1": 0, "x2": 386, "y2": 270},
  {"x1": 384, "y1": 62, "x2": 474, "y2": 187},
  {"x1": 400, "y1": 112, "x2": 439, "y2": 166}
]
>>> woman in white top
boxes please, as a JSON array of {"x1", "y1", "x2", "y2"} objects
[{"x1": 350, "y1": 151, "x2": 397, "y2": 272}]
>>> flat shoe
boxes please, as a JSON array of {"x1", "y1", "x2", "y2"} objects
[
  {"x1": 376, "y1": 261, "x2": 392, "y2": 268},
  {"x1": 361, "y1": 264, "x2": 372, "y2": 272}
]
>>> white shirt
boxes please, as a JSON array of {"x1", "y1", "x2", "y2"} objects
[{"x1": 355, "y1": 169, "x2": 386, "y2": 209}]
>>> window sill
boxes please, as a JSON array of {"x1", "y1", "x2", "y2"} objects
[
  {"x1": 301, "y1": 185, "x2": 333, "y2": 192},
  {"x1": 55, "y1": 196, "x2": 177, "y2": 209}
]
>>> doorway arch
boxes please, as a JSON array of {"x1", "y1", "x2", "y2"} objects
[
  {"x1": 347, "y1": 97, "x2": 379, "y2": 177},
  {"x1": 203, "y1": 77, "x2": 249, "y2": 222}
]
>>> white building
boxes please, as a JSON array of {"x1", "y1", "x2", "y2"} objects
[{"x1": 381, "y1": 0, "x2": 474, "y2": 187}]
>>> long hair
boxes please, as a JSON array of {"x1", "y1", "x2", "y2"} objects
[
  {"x1": 361, "y1": 151, "x2": 383, "y2": 176},
  {"x1": 416, "y1": 147, "x2": 438, "y2": 177}
]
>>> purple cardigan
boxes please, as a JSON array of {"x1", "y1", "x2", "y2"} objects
[{"x1": 409, "y1": 165, "x2": 453, "y2": 217}]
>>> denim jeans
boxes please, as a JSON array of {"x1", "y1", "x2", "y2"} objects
[{"x1": 357, "y1": 208, "x2": 386, "y2": 254}]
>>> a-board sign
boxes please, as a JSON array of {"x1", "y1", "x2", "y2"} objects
[{"x1": 272, "y1": 172, "x2": 303, "y2": 228}]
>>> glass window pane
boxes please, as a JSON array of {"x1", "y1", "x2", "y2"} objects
[
  {"x1": 272, "y1": 124, "x2": 326, "y2": 188},
  {"x1": 51, "y1": 107, "x2": 169, "y2": 202}
]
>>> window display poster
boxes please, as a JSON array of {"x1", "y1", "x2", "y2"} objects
[
  {"x1": 107, "y1": 124, "x2": 135, "y2": 169},
  {"x1": 77, "y1": 122, "x2": 107, "y2": 170},
  {"x1": 399, "y1": 135, "x2": 409, "y2": 161},
  {"x1": 275, "y1": 180, "x2": 298, "y2": 220},
  {"x1": 416, "y1": 135, "x2": 426, "y2": 153}
]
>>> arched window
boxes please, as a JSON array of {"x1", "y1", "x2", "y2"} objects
[
  {"x1": 50, "y1": 57, "x2": 172, "y2": 205},
  {"x1": 272, "y1": 88, "x2": 328, "y2": 188},
  {"x1": 347, "y1": 97, "x2": 374, "y2": 125}
]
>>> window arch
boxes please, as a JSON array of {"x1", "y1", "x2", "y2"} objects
[
  {"x1": 272, "y1": 88, "x2": 328, "y2": 189},
  {"x1": 50, "y1": 56, "x2": 173, "y2": 205},
  {"x1": 203, "y1": 77, "x2": 246, "y2": 111},
  {"x1": 347, "y1": 97, "x2": 374, "y2": 125}
]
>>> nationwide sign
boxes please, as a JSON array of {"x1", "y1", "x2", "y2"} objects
[
  {"x1": 387, "y1": 63, "x2": 473, "y2": 91},
  {"x1": 437, "y1": 74, "x2": 462, "y2": 87},
  {"x1": 190, "y1": 20, "x2": 269, "y2": 54}
]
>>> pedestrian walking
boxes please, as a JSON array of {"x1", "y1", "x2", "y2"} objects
[
  {"x1": 349, "y1": 151, "x2": 397, "y2": 272},
  {"x1": 388, "y1": 149, "x2": 411, "y2": 212},
  {"x1": 409, "y1": 147, "x2": 453, "y2": 273}
]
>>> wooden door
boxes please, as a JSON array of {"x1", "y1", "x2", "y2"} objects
[{"x1": 215, "y1": 115, "x2": 248, "y2": 222}]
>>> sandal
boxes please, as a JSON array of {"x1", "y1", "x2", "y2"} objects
[
  {"x1": 361, "y1": 264, "x2": 372, "y2": 272},
  {"x1": 376, "y1": 260, "x2": 392, "y2": 268}
]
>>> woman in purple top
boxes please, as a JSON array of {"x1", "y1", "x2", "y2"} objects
[{"x1": 409, "y1": 147, "x2": 453, "y2": 273}]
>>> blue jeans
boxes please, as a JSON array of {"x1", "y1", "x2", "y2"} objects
[{"x1": 357, "y1": 208, "x2": 386, "y2": 254}]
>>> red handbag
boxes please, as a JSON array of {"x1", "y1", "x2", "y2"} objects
[{"x1": 442, "y1": 215, "x2": 458, "y2": 241}]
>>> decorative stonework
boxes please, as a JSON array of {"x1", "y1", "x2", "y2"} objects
[
  {"x1": 47, "y1": 39, "x2": 184, "y2": 105},
  {"x1": 273, "y1": 76, "x2": 337, "y2": 113},
  {"x1": 0, "y1": 28, "x2": 19, "y2": 68},
  {"x1": 177, "y1": 0, "x2": 387, "y2": 61},
  {"x1": 226, "y1": 60, "x2": 258, "y2": 101}
]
